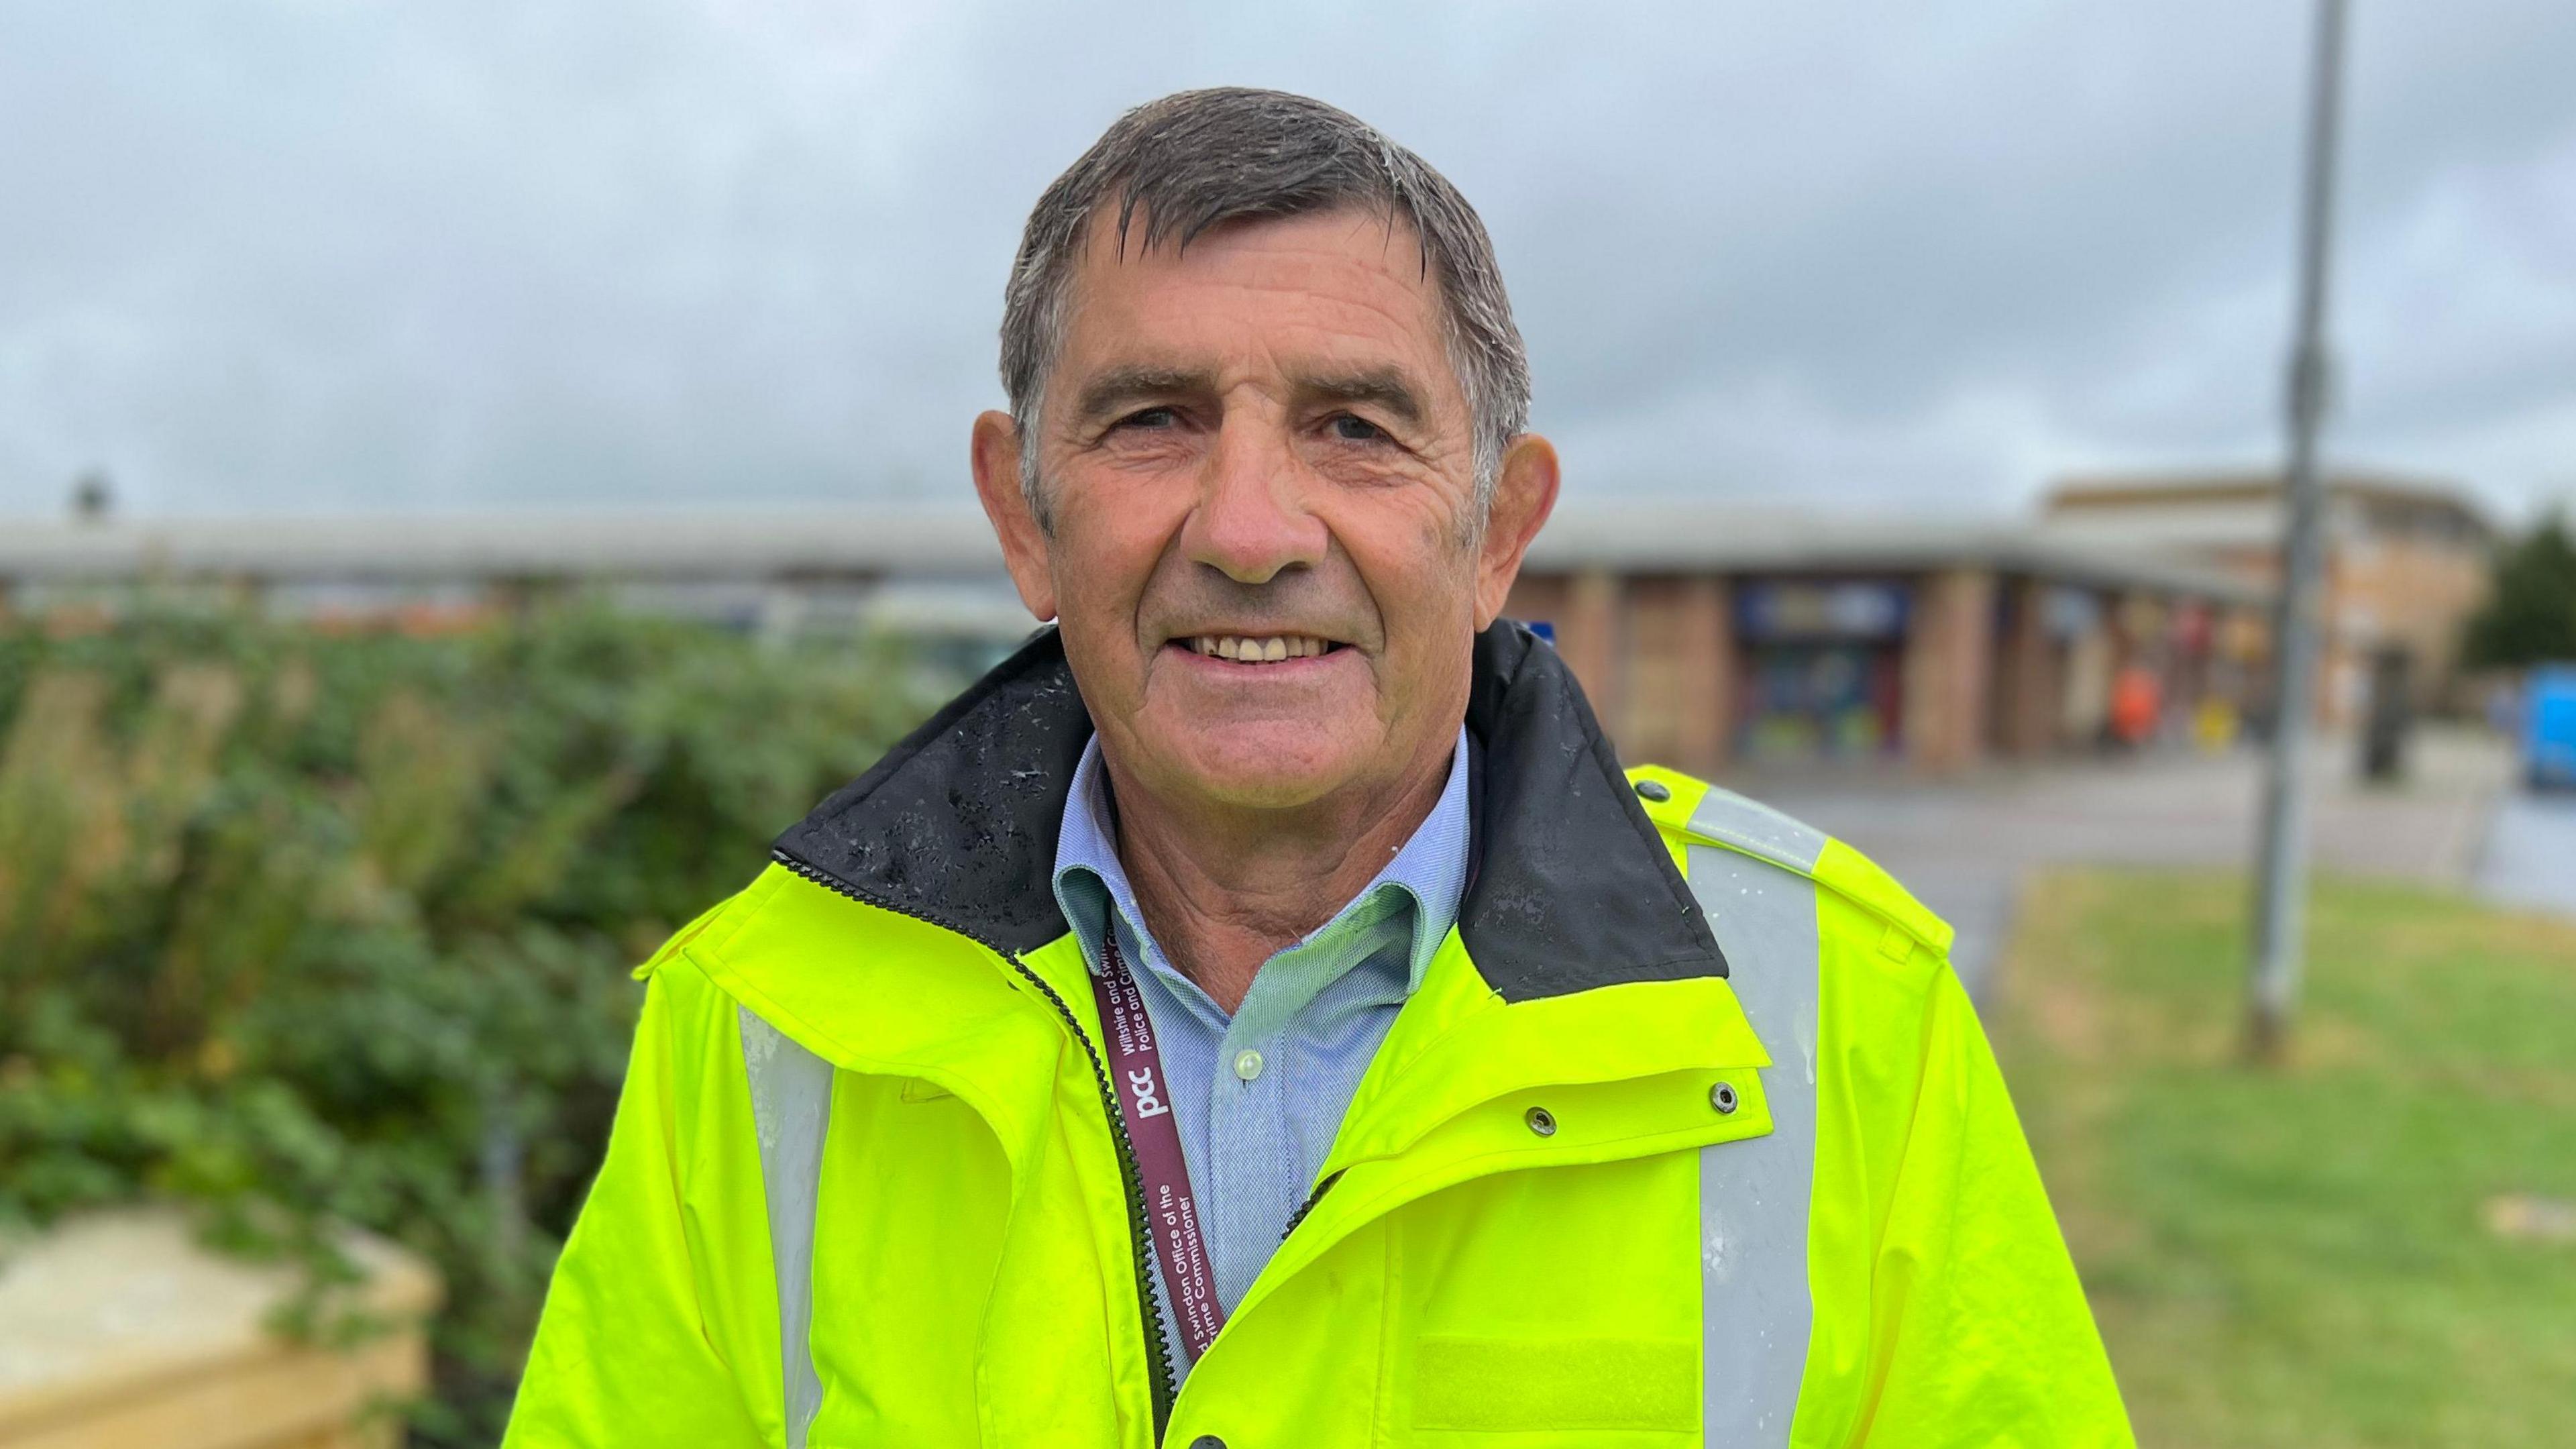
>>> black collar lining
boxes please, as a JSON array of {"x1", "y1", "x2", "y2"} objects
[{"x1": 771, "y1": 621, "x2": 1725, "y2": 1000}]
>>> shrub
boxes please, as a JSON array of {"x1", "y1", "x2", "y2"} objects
[{"x1": 0, "y1": 599, "x2": 953, "y2": 1444}]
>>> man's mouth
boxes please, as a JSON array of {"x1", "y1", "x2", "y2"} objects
[{"x1": 1179, "y1": 634, "x2": 1346, "y2": 663}]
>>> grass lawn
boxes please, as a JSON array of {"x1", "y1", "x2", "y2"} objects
[{"x1": 1991, "y1": 869, "x2": 2576, "y2": 1449}]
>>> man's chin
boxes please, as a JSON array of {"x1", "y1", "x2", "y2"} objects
[{"x1": 1145, "y1": 723, "x2": 1365, "y2": 811}]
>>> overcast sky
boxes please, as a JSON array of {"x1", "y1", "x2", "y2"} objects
[{"x1": 5, "y1": 1, "x2": 2573, "y2": 523}]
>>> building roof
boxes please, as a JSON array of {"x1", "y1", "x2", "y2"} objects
[
  {"x1": 0, "y1": 507, "x2": 1010, "y2": 585},
  {"x1": 1522, "y1": 503, "x2": 2268, "y2": 602},
  {"x1": 0, "y1": 501, "x2": 2269, "y2": 605},
  {"x1": 2044, "y1": 468, "x2": 2491, "y2": 533}
]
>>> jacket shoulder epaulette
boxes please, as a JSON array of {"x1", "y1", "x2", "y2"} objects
[{"x1": 1623, "y1": 764, "x2": 1954, "y2": 964}]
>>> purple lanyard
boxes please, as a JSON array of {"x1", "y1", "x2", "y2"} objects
[{"x1": 1089, "y1": 934, "x2": 1228, "y2": 1361}]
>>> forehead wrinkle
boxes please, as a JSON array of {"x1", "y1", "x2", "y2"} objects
[
  {"x1": 1079, "y1": 206, "x2": 1433, "y2": 322},
  {"x1": 1109, "y1": 197, "x2": 1423, "y2": 273},
  {"x1": 1059, "y1": 213, "x2": 1466, "y2": 427}
]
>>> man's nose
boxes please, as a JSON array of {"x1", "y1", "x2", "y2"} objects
[{"x1": 1179, "y1": 417, "x2": 1327, "y2": 585}]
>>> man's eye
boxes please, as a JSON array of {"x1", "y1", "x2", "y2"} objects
[
  {"x1": 1328, "y1": 413, "x2": 1388, "y2": 443},
  {"x1": 1115, "y1": 407, "x2": 1178, "y2": 431}
]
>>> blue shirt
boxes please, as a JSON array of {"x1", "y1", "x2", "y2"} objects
[{"x1": 1051, "y1": 728, "x2": 1472, "y2": 1379}]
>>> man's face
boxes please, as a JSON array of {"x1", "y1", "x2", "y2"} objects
[{"x1": 973, "y1": 208, "x2": 1554, "y2": 816}]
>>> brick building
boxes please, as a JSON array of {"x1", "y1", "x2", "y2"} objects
[
  {"x1": 1505, "y1": 506, "x2": 2269, "y2": 777},
  {"x1": 2039, "y1": 472, "x2": 2494, "y2": 721}
]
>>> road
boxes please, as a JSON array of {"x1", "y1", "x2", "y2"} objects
[{"x1": 1739, "y1": 728, "x2": 2518, "y2": 998}]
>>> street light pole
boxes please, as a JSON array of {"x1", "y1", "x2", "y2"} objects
[{"x1": 2249, "y1": 0, "x2": 2350, "y2": 1063}]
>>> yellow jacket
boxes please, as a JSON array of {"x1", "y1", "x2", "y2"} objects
[{"x1": 506, "y1": 625, "x2": 2131, "y2": 1447}]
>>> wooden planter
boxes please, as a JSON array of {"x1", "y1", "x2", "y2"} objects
[{"x1": 0, "y1": 1210, "x2": 441, "y2": 1449}]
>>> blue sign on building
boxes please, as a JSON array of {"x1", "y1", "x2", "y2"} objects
[{"x1": 1735, "y1": 580, "x2": 1910, "y2": 641}]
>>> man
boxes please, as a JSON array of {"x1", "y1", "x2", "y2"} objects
[{"x1": 507, "y1": 88, "x2": 2131, "y2": 1447}]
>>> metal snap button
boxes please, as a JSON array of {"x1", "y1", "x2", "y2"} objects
[
  {"x1": 1190, "y1": 1437, "x2": 1226, "y2": 1449},
  {"x1": 1634, "y1": 779, "x2": 1671, "y2": 802},
  {"x1": 1525, "y1": 1106, "x2": 1558, "y2": 1136},
  {"x1": 1711, "y1": 1081, "x2": 1739, "y2": 1115}
]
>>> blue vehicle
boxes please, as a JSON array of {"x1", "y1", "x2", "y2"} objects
[{"x1": 2527, "y1": 665, "x2": 2576, "y2": 790}]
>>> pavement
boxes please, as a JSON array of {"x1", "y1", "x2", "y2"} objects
[
  {"x1": 2473, "y1": 787, "x2": 2576, "y2": 919},
  {"x1": 1733, "y1": 727, "x2": 2526, "y2": 998}
]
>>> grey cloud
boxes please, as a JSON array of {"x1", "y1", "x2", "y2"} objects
[{"x1": 2, "y1": 0, "x2": 2571, "y2": 520}]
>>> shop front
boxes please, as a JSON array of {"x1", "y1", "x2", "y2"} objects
[{"x1": 1733, "y1": 578, "x2": 1911, "y2": 762}]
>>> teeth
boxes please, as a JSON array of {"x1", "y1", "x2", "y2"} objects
[{"x1": 1189, "y1": 635, "x2": 1330, "y2": 661}]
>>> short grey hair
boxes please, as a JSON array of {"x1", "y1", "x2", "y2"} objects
[{"x1": 999, "y1": 88, "x2": 1531, "y2": 529}]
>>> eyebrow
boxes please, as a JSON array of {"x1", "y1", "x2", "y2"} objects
[
  {"x1": 1072, "y1": 364, "x2": 1216, "y2": 425},
  {"x1": 1067, "y1": 361, "x2": 1431, "y2": 429},
  {"x1": 1295, "y1": 366, "x2": 1426, "y2": 427}
]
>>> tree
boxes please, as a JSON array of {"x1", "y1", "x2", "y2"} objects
[{"x1": 2463, "y1": 513, "x2": 2576, "y2": 670}]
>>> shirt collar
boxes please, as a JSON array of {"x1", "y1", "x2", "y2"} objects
[{"x1": 1051, "y1": 726, "x2": 1474, "y2": 996}]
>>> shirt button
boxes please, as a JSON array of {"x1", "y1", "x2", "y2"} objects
[{"x1": 1232, "y1": 1049, "x2": 1265, "y2": 1082}]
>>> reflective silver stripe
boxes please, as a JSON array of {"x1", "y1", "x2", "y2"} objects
[
  {"x1": 740, "y1": 1005, "x2": 833, "y2": 1448},
  {"x1": 1686, "y1": 786, "x2": 1823, "y2": 1449},
  {"x1": 1686, "y1": 784, "x2": 1827, "y2": 875}
]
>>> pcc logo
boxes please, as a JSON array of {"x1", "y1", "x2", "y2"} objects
[{"x1": 1125, "y1": 1066, "x2": 1169, "y2": 1118}]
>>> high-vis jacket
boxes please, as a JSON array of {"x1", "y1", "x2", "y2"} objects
[{"x1": 506, "y1": 623, "x2": 2133, "y2": 1448}]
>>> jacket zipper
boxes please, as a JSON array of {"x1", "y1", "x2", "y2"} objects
[
  {"x1": 1281, "y1": 1169, "x2": 1343, "y2": 1242},
  {"x1": 770, "y1": 851, "x2": 1181, "y2": 1436}
]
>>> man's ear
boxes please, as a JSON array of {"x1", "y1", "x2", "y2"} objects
[
  {"x1": 971, "y1": 409, "x2": 1058, "y2": 622},
  {"x1": 1472, "y1": 433, "x2": 1561, "y2": 629}
]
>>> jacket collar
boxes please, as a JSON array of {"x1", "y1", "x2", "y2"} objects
[{"x1": 771, "y1": 621, "x2": 1725, "y2": 1000}]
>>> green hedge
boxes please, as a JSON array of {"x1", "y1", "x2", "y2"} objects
[{"x1": 0, "y1": 600, "x2": 955, "y2": 1444}]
